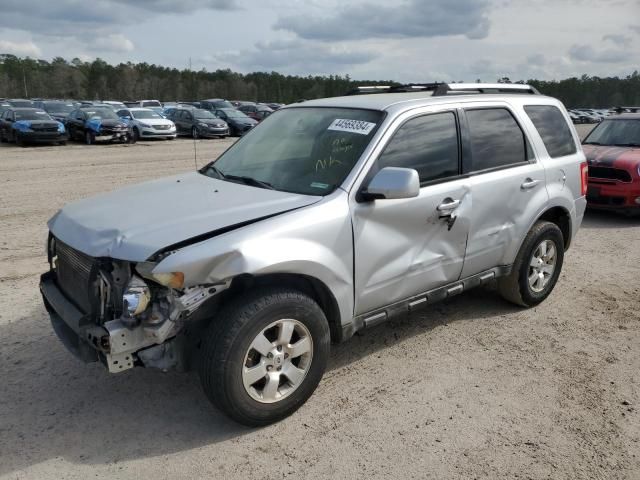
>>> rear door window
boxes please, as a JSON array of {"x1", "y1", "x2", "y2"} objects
[
  {"x1": 377, "y1": 112, "x2": 460, "y2": 184},
  {"x1": 465, "y1": 108, "x2": 528, "y2": 172},
  {"x1": 524, "y1": 105, "x2": 577, "y2": 158}
]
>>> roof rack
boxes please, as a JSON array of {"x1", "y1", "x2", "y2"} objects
[{"x1": 346, "y1": 82, "x2": 540, "y2": 96}]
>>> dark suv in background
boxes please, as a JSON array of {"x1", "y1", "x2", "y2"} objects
[{"x1": 167, "y1": 108, "x2": 229, "y2": 138}]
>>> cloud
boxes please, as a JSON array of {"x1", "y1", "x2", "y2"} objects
[
  {"x1": 112, "y1": 0, "x2": 239, "y2": 11},
  {"x1": 602, "y1": 34, "x2": 631, "y2": 46},
  {"x1": 0, "y1": 0, "x2": 239, "y2": 36},
  {"x1": 630, "y1": 25, "x2": 640, "y2": 34},
  {"x1": 0, "y1": 40, "x2": 41, "y2": 57},
  {"x1": 568, "y1": 44, "x2": 632, "y2": 63},
  {"x1": 275, "y1": 0, "x2": 491, "y2": 41},
  {"x1": 213, "y1": 39, "x2": 377, "y2": 74},
  {"x1": 89, "y1": 34, "x2": 135, "y2": 53}
]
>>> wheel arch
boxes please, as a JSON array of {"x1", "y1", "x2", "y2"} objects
[
  {"x1": 211, "y1": 273, "x2": 343, "y2": 343},
  {"x1": 537, "y1": 206, "x2": 572, "y2": 251}
]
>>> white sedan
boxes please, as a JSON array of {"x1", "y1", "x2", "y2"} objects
[{"x1": 117, "y1": 108, "x2": 177, "y2": 140}]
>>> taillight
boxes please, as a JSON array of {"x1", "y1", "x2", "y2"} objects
[{"x1": 580, "y1": 162, "x2": 588, "y2": 196}]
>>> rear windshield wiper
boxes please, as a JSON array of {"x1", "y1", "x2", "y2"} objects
[{"x1": 225, "y1": 174, "x2": 275, "y2": 190}]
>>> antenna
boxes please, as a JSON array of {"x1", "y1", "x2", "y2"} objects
[{"x1": 193, "y1": 134, "x2": 198, "y2": 171}]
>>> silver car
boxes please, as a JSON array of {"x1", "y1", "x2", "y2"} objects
[{"x1": 40, "y1": 83, "x2": 588, "y2": 426}]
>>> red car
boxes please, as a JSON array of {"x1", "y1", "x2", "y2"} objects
[{"x1": 582, "y1": 114, "x2": 640, "y2": 215}]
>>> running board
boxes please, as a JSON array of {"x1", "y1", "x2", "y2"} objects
[{"x1": 345, "y1": 265, "x2": 512, "y2": 337}]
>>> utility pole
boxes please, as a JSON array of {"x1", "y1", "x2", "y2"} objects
[{"x1": 22, "y1": 67, "x2": 28, "y2": 98}]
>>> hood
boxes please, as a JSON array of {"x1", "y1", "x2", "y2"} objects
[
  {"x1": 197, "y1": 119, "x2": 226, "y2": 127},
  {"x1": 86, "y1": 118, "x2": 128, "y2": 132},
  {"x1": 48, "y1": 172, "x2": 321, "y2": 261},
  {"x1": 582, "y1": 144, "x2": 640, "y2": 169}
]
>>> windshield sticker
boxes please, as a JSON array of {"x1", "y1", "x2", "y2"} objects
[
  {"x1": 327, "y1": 118, "x2": 376, "y2": 135},
  {"x1": 310, "y1": 182, "x2": 330, "y2": 189}
]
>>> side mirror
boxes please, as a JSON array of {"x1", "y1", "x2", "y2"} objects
[{"x1": 362, "y1": 167, "x2": 420, "y2": 200}]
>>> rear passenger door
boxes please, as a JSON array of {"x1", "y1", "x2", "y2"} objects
[
  {"x1": 352, "y1": 110, "x2": 472, "y2": 315},
  {"x1": 459, "y1": 104, "x2": 548, "y2": 277}
]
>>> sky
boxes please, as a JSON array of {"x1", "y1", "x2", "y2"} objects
[{"x1": 0, "y1": 0, "x2": 638, "y2": 82}]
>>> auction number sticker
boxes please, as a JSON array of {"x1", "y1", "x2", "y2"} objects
[{"x1": 328, "y1": 118, "x2": 376, "y2": 135}]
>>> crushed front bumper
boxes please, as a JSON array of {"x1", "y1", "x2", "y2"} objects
[
  {"x1": 40, "y1": 271, "x2": 146, "y2": 372},
  {"x1": 40, "y1": 271, "x2": 102, "y2": 364}
]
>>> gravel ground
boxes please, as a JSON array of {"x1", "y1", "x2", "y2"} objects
[{"x1": 1, "y1": 125, "x2": 639, "y2": 480}]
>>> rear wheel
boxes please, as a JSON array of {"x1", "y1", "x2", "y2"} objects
[
  {"x1": 498, "y1": 221, "x2": 564, "y2": 307},
  {"x1": 199, "y1": 288, "x2": 330, "y2": 426}
]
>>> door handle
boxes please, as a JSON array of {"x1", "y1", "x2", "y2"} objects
[
  {"x1": 436, "y1": 198, "x2": 460, "y2": 212},
  {"x1": 521, "y1": 178, "x2": 541, "y2": 190}
]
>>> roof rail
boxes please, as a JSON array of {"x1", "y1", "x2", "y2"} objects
[
  {"x1": 346, "y1": 82, "x2": 540, "y2": 96},
  {"x1": 613, "y1": 106, "x2": 640, "y2": 113}
]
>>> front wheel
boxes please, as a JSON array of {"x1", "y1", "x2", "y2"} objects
[
  {"x1": 498, "y1": 221, "x2": 564, "y2": 307},
  {"x1": 85, "y1": 130, "x2": 95, "y2": 145},
  {"x1": 192, "y1": 126, "x2": 199, "y2": 139},
  {"x1": 199, "y1": 288, "x2": 330, "y2": 426}
]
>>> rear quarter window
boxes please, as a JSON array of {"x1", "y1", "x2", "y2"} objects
[{"x1": 524, "y1": 105, "x2": 577, "y2": 158}]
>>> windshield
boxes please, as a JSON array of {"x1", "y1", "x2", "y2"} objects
[
  {"x1": 44, "y1": 103, "x2": 74, "y2": 114},
  {"x1": 15, "y1": 110, "x2": 52, "y2": 121},
  {"x1": 202, "y1": 107, "x2": 383, "y2": 195},
  {"x1": 194, "y1": 109, "x2": 216, "y2": 119},
  {"x1": 133, "y1": 110, "x2": 163, "y2": 119},
  {"x1": 83, "y1": 108, "x2": 119, "y2": 120},
  {"x1": 219, "y1": 108, "x2": 249, "y2": 119},
  {"x1": 584, "y1": 119, "x2": 640, "y2": 146}
]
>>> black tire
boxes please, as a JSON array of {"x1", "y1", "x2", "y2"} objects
[
  {"x1": 192, "y1": 126, "x2": 199, "y2": 139},
  {"x1": 132, "y1": 127, "x2": 140, "y2": 143},
  {"x1": 199, "y1": 288, "x2": 330, "y2": 426},
  {"x1": 15, "y1": 133, "x2": 25, "y2": 147},
  {"x1": 85, "y1": 130, "x2": 95, "y2": 145},
  {"x1": 0, "y1": 130, "x2": 6, "y2": 143},
  {"x1": 58, "y1": 141, "x2": 67, "y2": 146},
  {"x1": 498, "y1": 221, "x2": 564, "y2": 307}
]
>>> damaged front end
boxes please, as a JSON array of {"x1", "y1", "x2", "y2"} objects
[{"x1": 40, "y1": 235, "x2": 226, "y2": 373}]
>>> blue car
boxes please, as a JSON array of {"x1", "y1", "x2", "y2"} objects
[{"x1": 0, "y1": 108, "x2": 67, "y2": 146}]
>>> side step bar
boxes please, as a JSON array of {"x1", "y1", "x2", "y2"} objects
[{"x1": 346, "y1": 265, "x2": 512, "y2": 338}]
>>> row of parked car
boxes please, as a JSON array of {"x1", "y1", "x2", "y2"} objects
[
  {"x1": 567, "y1": 108, "x2": 614, "y2": 124},
  {"x1": 0, "y1": 97, "x2": 284, "y2": 146}
]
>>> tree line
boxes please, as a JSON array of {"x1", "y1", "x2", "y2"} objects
[{"x1": 1, "y1": 54, "x2": 639, "y2": 107}]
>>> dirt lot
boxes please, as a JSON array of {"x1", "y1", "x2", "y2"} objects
[{"x1": 1, "y1": 126, "x2": 639, "y2": 480}]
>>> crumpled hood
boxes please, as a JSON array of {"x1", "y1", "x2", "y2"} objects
[
  {"x1": 582, "y1": 144, "x2": 640, "y2": 169},
  {"x1": 48, "y1": 172, "x2": 321, "y2": 261}
]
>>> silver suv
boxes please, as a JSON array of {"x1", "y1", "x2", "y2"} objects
[{"x1": 40, "y1": 83, "x2": 588, "y2": 426}]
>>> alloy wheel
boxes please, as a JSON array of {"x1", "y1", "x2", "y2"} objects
[{"x1": 242, "y1": 319, "x2": 313, "y2": 404}]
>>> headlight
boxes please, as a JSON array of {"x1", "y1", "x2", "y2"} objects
[
  {"x1": 136, "y1": 262, "x2": 185, "y2": 289},
  {"x1": 122, "y1": 276, "x2": 151, "y2": 317},
  {"x1": 198, "y1": 122, "x2": 208, "y2": 128},
  {"x1": 139, "y1": 122, "x2": 151, "y2": 128}
]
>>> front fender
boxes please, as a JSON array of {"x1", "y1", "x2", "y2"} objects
[{"x1": 152, "y1": 191, "x2": 354, "y2": 326}]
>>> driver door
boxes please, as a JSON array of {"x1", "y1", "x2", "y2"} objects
[{"x1": 351, "y1": 110, "x2": 472, "y2": 315}]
